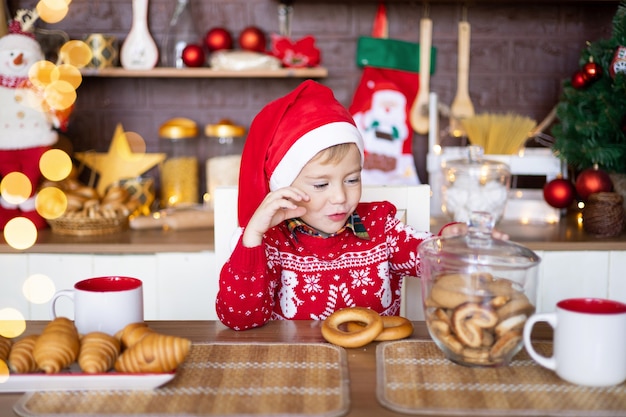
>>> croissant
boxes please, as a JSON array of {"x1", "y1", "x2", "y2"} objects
[
  {"x1": 33, "y1": 317, "x2": 80, "y2": 374},
  {"x1": 8, "y1": 335, "x2": 38, "y2": 374},
  {"x1": 115, "y1": 322, "x2": 154, "y2": 349},
  {"x1": 114, "y1": 333, "x2": 191, "y2": 373},
  {"x1": 78, "y1": 332, "x2": 121, "y2": 374},
  {"x1": 0, "y1": 335, "x2": 11, "y2": 362}
]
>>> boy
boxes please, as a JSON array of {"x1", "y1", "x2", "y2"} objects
[{"x1": 216, "y1": 80, "x2": 460, "y2": 331}]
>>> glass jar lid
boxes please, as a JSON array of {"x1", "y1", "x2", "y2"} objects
[
  {"x1": 159, "y1": 117, "x2": 199, "y2": 139},
  {"x1": 205, "y1": 119, "x2": 246, "y2": 138},
  {"x1": 443, "y1": 145, "x2": 510, "y2": 184},
  {"x1": 419, "y1": 212, "x2": 540, "y2": 270}
]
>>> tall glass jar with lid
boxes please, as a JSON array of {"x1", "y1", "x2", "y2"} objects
[
  {"x1": 441, "y1": 145, "x2": 511, "y2": 223},
  {"x1": 204, "y1": 119, "x2": 246, "y2": 209},
  {"x1": 161, "y1": 0, "x2": 201, "y2": 68},
  {"x1": 159, "y1": 118, "x2": 200, "y2": 208}
]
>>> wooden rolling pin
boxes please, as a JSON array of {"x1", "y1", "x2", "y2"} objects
[{"x1": 130, "y1": 208, "x2": 214, "y2": 230}]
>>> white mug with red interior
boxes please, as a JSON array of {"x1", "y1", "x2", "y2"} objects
[
  {"x1": 523, "y1": 297, "x2": 626, "y2": 387},
  {"x1": 50, "y1": 276, "x2": 144, "y2": 336}
]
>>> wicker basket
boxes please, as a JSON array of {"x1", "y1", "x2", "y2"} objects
[
  {"x1": 48, "y1": 214, "x2": 129, "y2": 236},
  {"x1": 583, "y1": 192, "x2": 625, "y2": 238}
]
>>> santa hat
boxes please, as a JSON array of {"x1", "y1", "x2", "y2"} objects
[{"x1": 238, "y1": 80, "x2": 364, "y2": 227}]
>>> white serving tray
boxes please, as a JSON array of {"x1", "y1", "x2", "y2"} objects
[{"x1": 0, "y1": 369, "x2": 175, "y2": 393}]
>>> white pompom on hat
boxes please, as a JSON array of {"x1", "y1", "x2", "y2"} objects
[{"x1": 237, "y1": 80, "x2": 364, "y2": 227}]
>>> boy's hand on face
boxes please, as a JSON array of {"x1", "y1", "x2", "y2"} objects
[{"x1": 242, "y1": 187, "x2": 310, "y2": 247}]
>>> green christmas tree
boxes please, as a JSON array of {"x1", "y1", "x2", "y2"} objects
[{"x1": 552, "y1": 3, "x2": 626, "y2": 175}]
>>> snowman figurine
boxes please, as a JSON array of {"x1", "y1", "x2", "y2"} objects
[{"x1": 0, "y1": 12, "x2": 69, "y2": 230}]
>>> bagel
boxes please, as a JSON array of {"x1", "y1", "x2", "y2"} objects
[
  {"x1": 321, "y1": 307, "x2": 383, "y2": 348},
  {"x1": 346, "y1": 315, "x2": 414, "y2": 341}
]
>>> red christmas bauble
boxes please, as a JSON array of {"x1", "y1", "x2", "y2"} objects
[
  {"x1": 543, "y1": 178, "x2": 576, "y2": 209},
  {"x1": 238, "y1": 26, "x2": 266, "y2": 52},
  {"x1": 182, "y1": 44, "x2": 205, "y2": 67},
  {"x1": 575, "y1": 167, "x2": 613, "y2": 201},
  {"x1": 205, "y1": 27, "x2": 233, "y2": 52},
  {"x1": 583, "y1": 61, "x2": 602, "y2": 82},
  {"x1": 571, "y1": 70, "x2": 588, "y2": 89}
]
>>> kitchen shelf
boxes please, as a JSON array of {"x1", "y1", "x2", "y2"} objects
[{"x1": 80, "y1": 67, "x2": 328, "y2": 79}]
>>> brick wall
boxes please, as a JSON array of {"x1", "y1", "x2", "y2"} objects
[{"x1": 9, "y1": 0, "x2": 616, "y2": 185}]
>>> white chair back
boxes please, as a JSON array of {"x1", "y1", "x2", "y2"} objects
[{"x1": 213, "y1": 184, "x2": 431, "y2": 320}]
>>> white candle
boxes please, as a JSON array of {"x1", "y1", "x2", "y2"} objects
[{"x1": 428, "y1": 92, "x2": 438, "y2": 153}]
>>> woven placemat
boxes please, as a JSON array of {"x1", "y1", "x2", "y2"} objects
[
  {"x1": 14, "y1": 343, "x2": 349, "y2": 417},
  {"x1": 377, "y1": 340, "x2": 626, "y2": 416}
]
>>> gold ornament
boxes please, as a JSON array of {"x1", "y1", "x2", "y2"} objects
[{"x1": 74, "y1": 124, "x2": 165, "y2": 196}]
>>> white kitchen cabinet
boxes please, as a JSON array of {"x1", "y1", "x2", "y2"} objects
[
  {"x1": 608, "y1": 251, "x2": 626, "y2": 304},
  {"x1": 26, "y1": 253, "x2": 93, "y2": 320},
  {"x1": 155, "y1": 252, "x2": 216, "y2": 320},
  {"x1": 537, "y1": 251, "x2": 610, "y2": 313},
  {"x1": 0, "y1": 251, "x2": 217, "y2": 321},
  {"x1": 92, "y1": 254, "x2": 159, "y2": 320},
  {"x1": 0, "y1": 254, "x2": 29, "y2": 320},
  {"x1": 2, "y1": 246, "x2": 624, "y2": 321}
]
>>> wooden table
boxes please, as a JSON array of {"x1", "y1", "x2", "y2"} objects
[{"x1": 0, "y1": 320, "x2": 551, "y2": 417}]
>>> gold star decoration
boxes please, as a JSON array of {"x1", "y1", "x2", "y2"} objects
[{"x1": 74, "y1": 124, "x2": 166, "y2": 196}]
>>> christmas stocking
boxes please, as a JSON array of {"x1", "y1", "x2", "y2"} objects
[{"x1": 349, "y1": 3, "x2": 436, "y2": 185}]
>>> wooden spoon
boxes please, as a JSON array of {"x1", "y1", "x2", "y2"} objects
[
  {"x1": 409, "y1": 17, "x2": 433, "y2": 135},
  {"x1": 450, "y1": 20, "x2": 475, "y2": 136}
]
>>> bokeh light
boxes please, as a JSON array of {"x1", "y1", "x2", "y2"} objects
[
  {"x1": 3, "y1": 218, "x2": 37, "y2": 250},
  {"x1": 0, "y1": 308, "x2": 26, "y2": 339},
  {"x1": 36, "y1": 186, "x2": 67, "y2": 219},
  {"x1": 52, "y1": 64, "x2": 82, "y2": 89},
  {"x1": 23, "y1": 274, "x2": 56, "y2": 304},
  {"x1": 0, "y1": 172, "x2": 32, "y2": 205},
  {"x1": 21, "y1": 83, "x2": 47, "y2": 112},
  {"x1": 44, "y1": 80, "x2": 76, "y2": 111},
  {"x1": 36, "y1": 0, "x2": 69, "y2": 24},
  {"x1": 126, "y1": 131, "x2": 148, "y2": 155},
  {"x1": 40, "y1": 148, "x2": 72, "y2": 182},
  {"x1": 59, "y1": 40, "x2": 92, "y2": 68},
  {"x1": 0, "y1": 360, "x2": 8, "y2": 383},
  {"x1": 28, "y1": 60, "x2": 56, "y2": 89}
]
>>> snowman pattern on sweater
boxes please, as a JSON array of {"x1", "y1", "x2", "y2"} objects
[{"x1": 216, "y1": 201, "x2": 432, "y2": 331}]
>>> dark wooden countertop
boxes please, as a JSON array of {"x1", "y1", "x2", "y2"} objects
[
  {"x1": 0, "y1": 320, "x2": 553, "y2": 417},
  {"x1": 1, "y1": 212, "x2": 626, "y2": 254},
  {"x1": 432, "y1": 212, "x2": 626, "y2": 251},
  {"x1": 0, "y1": 227, "x2": 214, "y2": 254}
]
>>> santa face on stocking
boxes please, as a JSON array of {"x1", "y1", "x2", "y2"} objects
[
  {"x1": 352, "y1": 82, "x2": 420, "y2": 185},
  {"x1": 348, "y1": 3, "x2": 429, "y2": 186},
  {"x1": 0, "y1": 25, "x2": 60, "y2": 229},
  {"x1": 360, "y1": 88, "x2": 408, "y2": 157}
]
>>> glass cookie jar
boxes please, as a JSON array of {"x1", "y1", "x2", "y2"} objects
[
  {"x1": 418, "y1": 212, "x2": 541, "y2": 367},
  {"x1": 159, "y1": 118, "x2": 200, "y2": 208},
  {"x1": 441, "y1": 145, "x2": 511, "y2": 223},
  {"x1": 204, "y1": 119, "x2": 246, "y2": 209}
]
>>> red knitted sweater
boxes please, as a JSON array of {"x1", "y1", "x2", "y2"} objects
[{"x1": 215, "y1": 201, "x2": 433, "y2": 330}]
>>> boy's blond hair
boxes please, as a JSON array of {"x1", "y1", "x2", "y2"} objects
[{"x1": 312, "y1": 143, "x2": 359, "y2": 165}]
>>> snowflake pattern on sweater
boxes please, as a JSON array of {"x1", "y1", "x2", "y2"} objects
[{"x1": 215, "y1": 201, "x2": 432, "y2": 330}]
